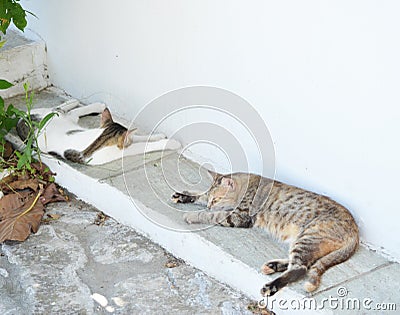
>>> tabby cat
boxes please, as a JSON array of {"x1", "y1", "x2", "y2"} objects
[
  {"x1": 17, "y1": 101, "x2": 181, "y2": 165},
  {"x1": 172, "y1": 171, "x2": 359, "y2": 296}
]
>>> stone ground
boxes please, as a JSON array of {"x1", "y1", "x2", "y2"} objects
[{"x1": 0, "y1": 197, "x2": 255, "y2": 315}]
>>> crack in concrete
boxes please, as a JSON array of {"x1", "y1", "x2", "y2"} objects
[{"x1": 311, "y1": 261, "x2": 394, "y2": 297}]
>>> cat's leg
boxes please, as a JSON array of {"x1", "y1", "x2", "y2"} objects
[
  {"x1": 131, "y1": 134, "x2": 166, "y2": 143},
  {"x1": 261, "y1": 263, "x2": 307, "y2": 297},
  {"x1": 54, "y1": 99, "x2": 80, "y2": 113},
  {"x1": 67, "y1": 102, "x2": 106, "y2": 122},
  {"x1": 261, "y1": 232, "x2": 333, "y2": 296},
  {"x1": 171, "y1": 191, "x2": 208, "y2": 206},
  {"x1": 304, "y1": 238, "x2": 358, "y2": 293},
  {"x1": 124, "y1": 138, "x2": 181, "y2": 156},
  {"x1": 261, "y1": 259, "x2": 289, "y2": 275},
  {"x1": 183, "y1": 209, "x2": 252, "y2": 228},
  {"x1": 261, "y1": 235, "x2": 319, "y2": 296}
]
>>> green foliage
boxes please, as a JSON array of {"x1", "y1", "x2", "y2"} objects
[
  {"x1": 0, "y1": 1, "x2": 40, "y2": 173},
  {"x1": 0, "y1": 79, "x2": 18, "y2": 155},
  {"x1": 0, "y1": 0, "x2": 29, "y2": 34},
  {"x1": 0, "y1": 79, "x2": 13, "y2": 89},
  {"x1": 0, "y1": 81, "x2": 58, "y2": 173},
  {"x1": 15, "y1": 83, "x2": 57, "y2": 171}
]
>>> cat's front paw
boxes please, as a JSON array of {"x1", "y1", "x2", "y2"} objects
[
  {"x1": 171, "y1": 192, "x2": 196, "y2": 204},
  {"x1": 152, "y1": 133, "x2": 167, "y2": 141},
  {"x1": 164, "y1": 139, "x2": 181, "y2": 151},
  {"x1": 183, "y1": 212, "x2": 200, "y2": 224}
]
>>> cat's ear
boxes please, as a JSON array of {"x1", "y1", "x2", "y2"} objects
[
  {"x1": 221, "y1": 177, "x2": 235, "y2": 190},
  {"x1": 207, "y1": 169, "x2": 220, "y2": 181},
  {"x1": 101, "y1": 108, "x2": 113, "y2": 127},
  {"x1": 122, "y1": 128, "x2": 137, "y2": 147}
]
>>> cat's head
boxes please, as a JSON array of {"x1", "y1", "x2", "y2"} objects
[
  {"x1": 206, "y1": 170, "x2": 240, "y2": 211},
  {"x1": 116, "y1": 129, "x2": 137, "y2": 149}
]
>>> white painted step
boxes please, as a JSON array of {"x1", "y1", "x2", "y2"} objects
[{"x1": 0, "y1": 29, "x2": 49, "y2": 98}]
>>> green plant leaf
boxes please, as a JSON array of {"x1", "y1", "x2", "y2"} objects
[
  {"x1": 9, "y1": 2, "x2": 27, "y2": 32},
  {"x1": 0, "y1": 0, "x2": 12, "y2": 34},
  {"x1": 39, "y1": 112, "x2": 57, "y2": 130},
  {"x1": 0, "y1": 40, "x2": 6, "y2": 48},
  {"x1": 8, "y1": 105, "x2": 25, "y2": 117},
  {"x1": 0, "y1": 17, "x2": 11, "y2": 35},
  {"x1": 5, "y1": 103, "x2": 15, "y2": 114},
  {"x1": 0, "y1": 79, "x2": 13, "y2": 89},
  {"x1": 17, "y1": 136, "x2": 33, "y2": 170},
  {"x1": 4, "y1": 116, "x2": 18, "y2": 131}
]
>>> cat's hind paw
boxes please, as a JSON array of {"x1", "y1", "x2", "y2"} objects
[
  {"x1": 261, "y1": 282, "x2": 279, "y2": 297},
  {"x1": 171, "y1": 192, "x2": 196, "y2": 204}
]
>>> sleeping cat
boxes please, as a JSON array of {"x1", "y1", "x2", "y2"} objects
[
  {"x1": 172, "y1": 171, "x2": 359, "y2": 296},
  {"x1": 17, "y1": 100, "x2": 181, "y2": 165}
]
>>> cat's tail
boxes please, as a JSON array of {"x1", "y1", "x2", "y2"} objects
[
  {"x1": 64, "y1": 149, "x2": 85, "y2": 164},
  {"x1": 17, "y1": 114, "x2": 41, "y2": 141}
]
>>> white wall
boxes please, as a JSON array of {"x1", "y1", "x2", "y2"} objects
[{"x1": 22, "y1": 0, "x2": 400, "y2": 261}]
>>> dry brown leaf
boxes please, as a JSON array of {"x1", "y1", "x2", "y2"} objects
[
  {"x1": 164, "y1": 252, "x2": 184, "y2": 268},
  {"x1": 5, "y1": 178, "x2": 39, "y2": 192},
  {"x1": 0, "y1": 189, "x2": 45, "y2": 243},
  {"x1": 93, "y1": 211, "x2": 108, "y2": 226},
  {"x1": 40, "y1": 183, "x2": 67, "y2": 205},
  {"x1": 0, "y1": 183, "x2": 67, "y2": 243},
  {"x1": 2, "y1": 141, "x2": 13, "y2": 159},
  {"x1": 47, "y1": 213, "x2": 61, "y2": 220},
  {"x1": 0, "y1": 191, "x2": 32, "y2": 220},
  {"x1": 41, "y1": 213, "x2": 62, "y2": 225},
  {"x1": 0, "y1": 172, "x2": 18, "y2": 187},
  {"x1": 247, "y1": 301, "x2": 276, "y2": 315}
]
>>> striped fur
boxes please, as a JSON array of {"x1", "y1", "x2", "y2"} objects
[
  {"x1": 172, "y1": 172, "x2": 359, "y2": 296},
  {"x1": 16, "y1": 102, "x2": 181, "y2": 165},
  {"x1": 62, "y1": 109, "x2": 132, "y2": 164}
]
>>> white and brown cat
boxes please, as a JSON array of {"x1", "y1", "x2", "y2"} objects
[{"x1": 17, "y1": 101, "x2": 181, "y2": 165}]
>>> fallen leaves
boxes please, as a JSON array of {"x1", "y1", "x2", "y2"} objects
[
  {"x1": 93, "y1": 211, "x2": 109, "y2": 226},
  {"x1": 41, "y1": 213, "x2": 62, "y2": 225},
  {"x1": 247, "y1": 301, "x2": 276, "y2": 315},
  {"x1": 0, "y1": 163, "x2": 67, "y2": 243},
  {"x1": 0, "y1": 187, "x2": 44, "y2": 242},
  {"x1": 1, "y1": 141, "x2": 13, "y2": 159},
  {"x1": 164, "y1": 251, "x2": 184, "y2": 268},
  {"x1": 4, "y1": 178, "x2": 39, "y2": 192}
]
